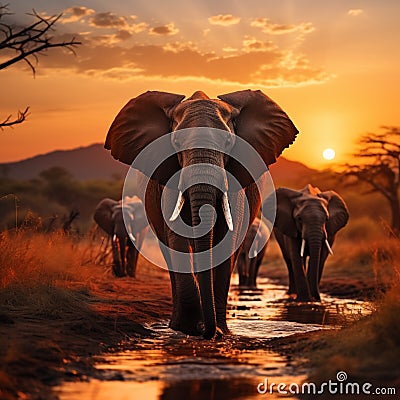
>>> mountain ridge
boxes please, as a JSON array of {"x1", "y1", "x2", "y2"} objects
[{"x1": 0, "y1": 143, "x2": 316, "y2": 184}]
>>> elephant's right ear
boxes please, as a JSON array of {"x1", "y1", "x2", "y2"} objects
[
  {"x1": 94, "y1": 198, "x2": 118, "y2": 235},
  {"x1": 105, "y1": 91, "x2": 185, "y2": 183},
  {"x1": 218, "y1": 90, "x2": 298, "y2": 167},
  {"x1": 272, "y1": 188, "x2": 302, "y2": 237}
]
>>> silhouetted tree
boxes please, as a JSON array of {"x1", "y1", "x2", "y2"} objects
[
  {"x1": 0, "y1": 4, "x2": 80, "y2": 129},
  {"x1": 344, "y1": 126, "x2": 400, "y2": 234}
]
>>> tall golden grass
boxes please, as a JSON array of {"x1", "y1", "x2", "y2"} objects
[{"x1": 0, "y1": 229, "x2": 92, "y2": 318}]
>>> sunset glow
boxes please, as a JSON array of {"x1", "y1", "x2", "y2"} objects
[
  {"x1": 1, "y1": 1, "x2": 399, "y2": 168},
  {"x1": 322, "y1": 148, "x2": 336, "y2": 161}
]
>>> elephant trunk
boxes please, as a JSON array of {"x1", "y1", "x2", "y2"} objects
[
  {"x1": 306, "y1": 229, "x2": 323, "y2": 301},
  {"x1": 188, "y1": 184, "x2": 217, "y2": 339}
]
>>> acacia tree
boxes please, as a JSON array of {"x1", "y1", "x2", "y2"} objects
[
  {"x1": 344, "y1": 126, "x2": 400, "y2": 234},
  {"x1": 0, "y1": 4, "x2": 80, "y2": 129}
]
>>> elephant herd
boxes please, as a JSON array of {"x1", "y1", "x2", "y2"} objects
[{"x1": 94, "y1": 89, "x2": 349, "y2": 339}]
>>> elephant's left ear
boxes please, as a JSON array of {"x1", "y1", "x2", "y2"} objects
[
  {"x1": 218, "y1": 90, "x2": 299, "y2": 166},
  {"x1": 105, "y1": 91, "x2": 185, "y2": 184},
  {"x1": 319, "y1": 191, "x2": 349, "y2": 236}
]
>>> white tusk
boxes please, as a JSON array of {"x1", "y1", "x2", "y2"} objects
[
  {"x1": 252, "y1": 249, "x2": 258, "y2": 258},
  {"x1": 112, "y1": 234, "x2": 117, "y2": 242},
  {"x1": 169, "y1": 191, "x2": 185, "y2": 222},
  {"x1": 128, "y1": 232, "x2": 136, "y2": 243},
  {"x1": 300, "y1": 238, "x2": 306, "y2": 258},
  {"x1": 222, "y1": 192, "x2": 234, "y2": 231},
  {"x1": 325, "y1": 239, "x2": 334, "y2": 255}
]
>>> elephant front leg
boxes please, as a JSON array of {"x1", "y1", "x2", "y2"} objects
[
  {"x1": 237, "y1": 253, "x2": 249, "y2": 287},
  {"x1": 111, "y1": 236, "x2": 126, "y2": 277},
  {"x1": 164, "y1": 235, "x2": 204, "y2": 336},
  {"x1": 213, "y1": 258, "x2": 234, "y2": 335},
  {"x1": 274, "y1": 231, "x2": 296, "y2": 296},
  {"x1": 126, "y1": 244, "x2": 139, "y2": 277},
  {"x1": 289, "y1": 240, "x2": 311, "y2": 302}
]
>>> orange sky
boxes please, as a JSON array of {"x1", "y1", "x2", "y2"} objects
[{"x1": 1, "y1": 1, "x2": 399, "y2": 168}]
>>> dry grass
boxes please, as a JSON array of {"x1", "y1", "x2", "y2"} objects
[
  {"x1": 0, "y1": 228, "x2": 171, "y2": 399},
  {"x1": 0, "y1": 230, "x2": 92, "y2": 318}
]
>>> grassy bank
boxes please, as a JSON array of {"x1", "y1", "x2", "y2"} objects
[
  {"x1": 309, "y1": 239, "x2": 400, "y2": 387},
  {"x1": 0, "y1": 229, "x2": 171, "y2": 399}
]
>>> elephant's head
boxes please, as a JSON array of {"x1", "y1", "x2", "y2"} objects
[
  {"x1": 270, "y1": 184, "x2": 349, "y2": 298},
  {"x1": 105, "y1": 90, "x2": 298, "y2": 337},
  {"x1": 273, "y1": 185, "x2": 349, "y2": 249}
]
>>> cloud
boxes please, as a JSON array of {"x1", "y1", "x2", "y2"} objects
[
  {"x1": 89, "y1": 12, "x2": 127, "y2": 28},
  {"x1": 20, "y1": 10, "x2": 329, "y2": 88},
  {"x1": 251, "y1": 18, "x2": 314, "y2": 35},
  {"x1": 33, "y1": 35, "x2": 331, "y2": 88},
  {"x1": 163, "y1": 41, "x2": 199, "y2": 53},
  {"x1": 208, "y1": 14, "x2": 241, "y2": 26},
  {"x1": 61, "y1": 7, "x2": 95, "y2": 23},
  {"x1": 242, "y1": 37, "x2": 276, "y2": 52},
  {"x1": 149, "y1": 23, "x2": 179, "y2": 36},
  {"x1": 348, "y1": 9, "x2": 364, "y2": 17}
]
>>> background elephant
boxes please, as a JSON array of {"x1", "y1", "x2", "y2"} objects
[
  {"x1": 237, "y1": 217, "x2": 269, "y2": 288},
  {"x1": 105, "y1": 89, "x2": 298, "y2": 338},
  {"x1": 264, "y1": 184, "x2": 349, "y2": 301},
  {"x1": 94, "y1": 196, "x2": 149, "y2": 278}
]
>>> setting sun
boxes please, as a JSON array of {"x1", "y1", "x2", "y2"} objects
[{"x1": 322, "y1": 148, "x2": 336, "y2": 161}]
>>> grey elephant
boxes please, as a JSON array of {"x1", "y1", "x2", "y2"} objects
[
  {"x1": 263, "y1": 184, "x2": 349, "y2": 302},
  {"x1": 93, "y1": 196, "x2": 149, "y2": 278},
  {"x1": 237, "y1": 217, "x2": 269, "y2": 288},
  {"x1": 105, "y1": 90, "x2": 298, "y2": 338}
]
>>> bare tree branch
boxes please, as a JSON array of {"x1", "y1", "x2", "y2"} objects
[
  {"x1": 342, "y1": 126, "x2": 400, "y2": 234},
  {"x1": 0, "y1": 107, "x2": 30, "y2": 129},
  {"x1": 0, "y1": 4, "x2": 81, "y2": 129}
]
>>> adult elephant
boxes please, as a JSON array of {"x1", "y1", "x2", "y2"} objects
[
  {"x1": 263, "y1": 184, "x2": 349, "y2": 302},
  {"x1": 94, "y1": 197, "x2": 149, "y2": 278},
  {"x1": 105, "y1": 90, "x2": 298, "y2": 338},
  {"x1": 237, "y1": 217, "x2": 269, "y2": 288}
]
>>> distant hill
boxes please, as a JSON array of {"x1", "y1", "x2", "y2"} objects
[
  {"x1": 0, "y1": 144, "x2": 128, "y2": 181},
  {"x1": 0, "y1": 143, "x2": 316, "y2": 184},
  {"x1": 269, "y1": 157, "x2": 316, "y2": 186}
]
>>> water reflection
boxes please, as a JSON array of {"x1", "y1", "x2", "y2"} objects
[{"x1": 159, "y1": 378, "x2": 261, "y2": 400}]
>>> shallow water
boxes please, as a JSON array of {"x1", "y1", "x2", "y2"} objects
[{"x1": 57, "y1": 278, "x2": 370, "y2": 400}]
